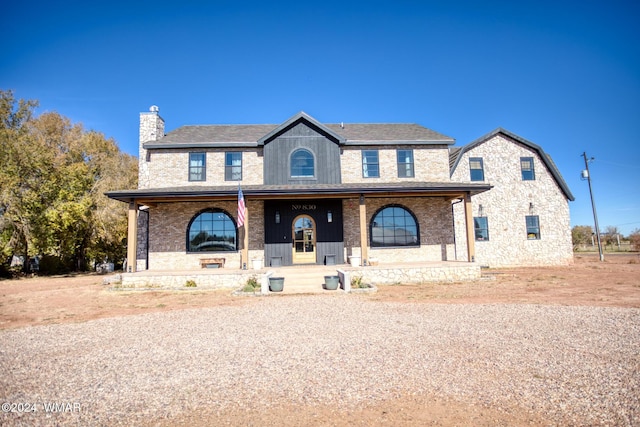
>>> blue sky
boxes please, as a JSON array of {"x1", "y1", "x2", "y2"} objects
[{"x1": 2, "y1": 0, "x2": 639, "y2": 235}]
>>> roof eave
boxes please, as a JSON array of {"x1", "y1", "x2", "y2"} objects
[
  {"x1": 143, "y1": 141, "x2": 259, "y2": 149},
  {"x1": 105, "y1": 183, "x2": 493, "y2": 204},
  {"x1": 343, "y1": 139, "x2": 454, "y2": 146}
]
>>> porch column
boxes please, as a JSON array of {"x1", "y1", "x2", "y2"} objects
[
  {"x1": 463, "y1": 193, "x2": 476, "y2": 262},
  {"x1": 242, "y1": 206, "x2": 249, "y2": 269},
  {"x1": 359, "y1": 194, "x2": 368, "y2": 265},
  {"x1": 127, "y1": 201, "x2": 138, "y2": 272}
]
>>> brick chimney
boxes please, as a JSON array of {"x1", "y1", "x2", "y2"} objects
[{"x1": 138, "y1": 105, "x2": 165, "y2": 189}]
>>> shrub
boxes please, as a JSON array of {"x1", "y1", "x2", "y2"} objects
[
  {"x1": 351, "y1": 275, "x2": 365, "y2": 288},
  {"x1": 629, "y1": 229, "x2": 640, "y2": 251},
  {"x1": 185, "y1": 279, "x2": 197, "y2": 288},
  {"x1": 242, "y1": 276, "x2": 259, "y2": 292},
  {"x1": 39, "y1": 255, "x2": 72, "y2": 275}
]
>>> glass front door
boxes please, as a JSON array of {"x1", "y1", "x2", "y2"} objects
[{"x1": 292, "y1": 215, "x2": 316, "y2": 264}]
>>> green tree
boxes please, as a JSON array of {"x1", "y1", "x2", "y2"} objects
[
  {"x1": 0, "y1": 90, "x2": 47, "y2": 272},
  {"x1": 84, "y1": 131, "x2": 137, "y2": 267},
  {"x1": 571, "y1": 225, "x2": 593, "y2": 250},
  {"x1": 0, "y1": 90, "x2": 137, "y2": 273}
]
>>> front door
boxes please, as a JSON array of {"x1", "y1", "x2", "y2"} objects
[{"x1": 292, "y1": 215, "x2": 316, "y2": 264}]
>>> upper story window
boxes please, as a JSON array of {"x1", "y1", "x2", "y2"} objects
[
  {"x1": 370, "y1": 205, "x2": 419, "y2": 247},
  {"x1": 397, "y1": 149, "x2": 414, "y2": 178},
  {"x1": 362, "y1": 150, "x2": 380, "y2": 178},
  {"x1": 187, "y1": 209, "x2": 237, "y2": 252},
  {"x1": 225, "y1": 152, "x2": 242, "y2": 181},
  {"x1": 521, "y1": 157, "x2": 535, "y2": 180},
  {"x1": 474, "y1": 217, "x2": 489, "y2": 241},
  {"x1": 469, "y1": 157, "x2": 484, "y2": 181},
  {"x1": 290, "y1": 149, "x2": 315, "y2": 178},
  {"x1": 526, "y1": 215, "x2": 540, "y2": 240},
  {"x1": 189, "y1": 152, "x2": 206, "y2": 181}
]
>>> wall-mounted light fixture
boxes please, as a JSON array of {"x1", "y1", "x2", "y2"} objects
[
  {"x1": 327, "y1": 210, "x2": 333, "y2": 223},
  {"x1": 275, "y1": 211, "x2": 280, "y2": 224},
  {"x1": 529, "y1": 202, "x2": 535, "y2": 215},
  {"x1": 478, "y1": 204, "x2": 484, "y2": 217}
]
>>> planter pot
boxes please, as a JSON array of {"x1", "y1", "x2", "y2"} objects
[
  {"x1": 268, "y1": 277, "x2": 284, "y2": 292},
  {"x1": 349, "y1": 256, "x2": 361, "y2": 267},
  {"x1": 251, "y1": 258, "x2": 263, "y2": 270},
  {"x1": 324, "y1": 275, "x2": 340, "y2": 290}
]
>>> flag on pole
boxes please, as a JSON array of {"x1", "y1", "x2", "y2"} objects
[{"x1": 237, "y1": 186, "x2": 246, "y2": 228}]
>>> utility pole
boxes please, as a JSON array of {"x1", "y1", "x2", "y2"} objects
[{"x1": 582, "y1": 152, "x2": 604, "y2": 261}]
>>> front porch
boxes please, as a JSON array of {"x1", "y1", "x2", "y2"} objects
[{"x1": 113, "y1": 260, "x2": 481, "y2": 293}]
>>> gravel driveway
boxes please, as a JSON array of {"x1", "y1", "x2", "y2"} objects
[{"x1": 1, "y1": 295, "x2": 638, "y2": 426}]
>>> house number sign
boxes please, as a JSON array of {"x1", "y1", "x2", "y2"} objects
[{"x1": 291, "y1": 204, "x2": 316, "y2": 211}]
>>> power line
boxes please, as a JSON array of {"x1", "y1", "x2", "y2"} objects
[{"x1": 597, "y1": 160, "x2": 640, "y2": 170}]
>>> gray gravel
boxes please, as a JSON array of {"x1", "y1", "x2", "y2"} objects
[{"x1": 1, "y1": 295, "x2": 639, "y2": 426}]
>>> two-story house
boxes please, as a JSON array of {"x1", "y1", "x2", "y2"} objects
[{"x1": 107, "y1": 108, "x2": 573, "y2": 274}]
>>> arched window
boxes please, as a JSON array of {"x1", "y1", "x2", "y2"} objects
[
  {"x1": 187, "y1": 209, "x2": 237, "y2": 252},
  {"x1": 370, "y1": 205, "x2": 419, "y2": 247},
  {"x1": 290, "y1": 149, "x2": 315, "y2": 177}
]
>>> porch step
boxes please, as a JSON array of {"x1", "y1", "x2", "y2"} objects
[{"x1": 267, "y1": 265, "x2": 344, "y2": 294}]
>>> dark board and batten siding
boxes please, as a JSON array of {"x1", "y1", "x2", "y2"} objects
[
  {"x1": 264, "y1": 200, "x2": 345, "y2": 265},
  {"x1": 264, "y1": 242, "x2": 345, "y2": 266},
  {"x1": 263, "y1": 122, "x2": 342, "y2": 185}
]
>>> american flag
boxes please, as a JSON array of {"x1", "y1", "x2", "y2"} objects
[{"x1": 237, "y1": 186, "x2": 246, "y2": 227}]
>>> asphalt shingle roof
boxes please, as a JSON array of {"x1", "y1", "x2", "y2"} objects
[{"x1": 149, "y1": 112, "x2": 454, "y2": 146}]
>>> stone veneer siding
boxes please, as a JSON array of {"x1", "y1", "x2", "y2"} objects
[
  {"x1": 139, "y1": 111, "x2": 164, "y2": 189},
  {"x1": 147, "y1": 200, "x2": 265, "y2": 270},
  {"x1": 342, "y1": 196, "x2": 456, "y2": 264},
  {"x1": 146, "y1": 148, "x2": 264, "y2": 188},
  {"x1": 119, "y1": 262, "x2": 481, "y2": 289},
  {"x1": 451, "y1": 135, "x2": 573, "y2": 267},
  {"x1": 342, "y1": 262, "x2": 480, "y2": 287},
  {"x1": 340, "y1": 145, "x2": 451, "y2": 183}
]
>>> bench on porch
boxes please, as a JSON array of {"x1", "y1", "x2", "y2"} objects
[{"x1": 199, "y1": 257, "x2": 226, "y2": 268}]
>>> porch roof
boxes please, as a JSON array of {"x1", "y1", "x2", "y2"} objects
[{"x1": 106, "y1": 182, "x2": 492, "y2": 204}]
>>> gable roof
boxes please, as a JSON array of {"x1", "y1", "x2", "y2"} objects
[
  {"x1": 449, "y1": 127, "x2": 575, "y2": 201},
  {"x1": 257, "y1": 111, "x2": 345, "y2": 145},
  {"x1": 143, "y1": 111, "x2": 454, "y2": 148}
]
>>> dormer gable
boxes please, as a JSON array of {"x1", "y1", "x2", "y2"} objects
[{"x1": 257, "y1": 111, "x2": 346, "y2": 146}]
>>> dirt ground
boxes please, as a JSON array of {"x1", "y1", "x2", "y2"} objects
[
  {"x1": 2, "y1": 253, "x2": 638, "y2": 331},
  {"x1": 1, "y1": 252, "x2": 639, "y2": 426}
]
